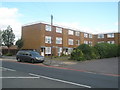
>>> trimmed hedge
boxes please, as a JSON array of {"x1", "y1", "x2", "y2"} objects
[{"x1": 70, "y1": 43, "x2": 119, "y2": 61}]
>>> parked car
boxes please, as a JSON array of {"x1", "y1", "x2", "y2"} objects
[{"x1": 16, "y1": 50, "x2": 44, "y2": 63}]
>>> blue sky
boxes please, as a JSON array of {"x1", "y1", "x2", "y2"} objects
[{"x1": 0, "y1": 2, "x2": 118, "y2": 40}]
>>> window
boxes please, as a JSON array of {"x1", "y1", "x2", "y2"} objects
[
  {"x1": 57, "y1": 47, "x2": 62, "y2": 56},
  {"x1": 89, "y1": 41, "x2": 92, "y2": 46},
  {"x1": 45, "y1": 25, "x2": 51, "y2": 31},
  {"x1": 107, "y1": 41, "x2": 115, "y2": 44},
  {"x1": 76, "y1": 40, "x2": 80, "y2": 45},
  {"x1": 45, "y1": 47, "x2": 51, "y2": 54},
  {"x1": 98, "y1": 34, "x2": 104, "y2": 38},
  {"x1": 56, "y1": 27, "x2": 62, "y2": 33},
  {"x1": 89, "y1": 34, "x2": 92, "y2": 38},
  {"x1": 84, "y1": 41, "x2": 88, "y2": 44},
  {"x1": 58, "y1": 47, "x2": 62, "y2": 53},
  {"x1": 107, "y1": 33, "x2": 114, "y2": 38},
  {"x1": 68, "y1": 39, "x2": 74, "y2": 45},
  {"x1": 75, "y1": 32, "x2": 80, "y2": 36},
  {"x1": 97, "y1": 41, "x2": 104, "y2": 43},
  {"x1": 68, "y1": 30, "x2": 74, "y2": 35},
  {"x1": 56, "y1": 37, "x2": 62, "y2": 44},
  {"x1": 68, "y1": 48, "x2": 73, "y2": 54},
  {"x1": 45, "y1": 36, "x2": 51, "y2": 44},
  {"x1": 84, "y1": 33, "x2": 88, "y2": 38}
]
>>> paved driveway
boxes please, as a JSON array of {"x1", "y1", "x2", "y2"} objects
[{"x1": 63, "y1": 57, "x2": 119, "y2": 75}]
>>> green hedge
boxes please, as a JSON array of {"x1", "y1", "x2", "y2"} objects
[
  {"x1": 70, "y1": 43, "x2": 119, "y2": 61},
  {"x1": 94, "y1": 43, "x2": 118, "y2": 58}
]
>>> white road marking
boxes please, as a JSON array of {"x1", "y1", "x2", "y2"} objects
[
  {"x1": 29, "y1": 73, "x2": 91, "y2": 88},
  {"x1": 1, "y1": 67, "x2": 16, "y2": 71},
  {"x1": 0, "y1": 77, "x2": 39, "y2": 79}
]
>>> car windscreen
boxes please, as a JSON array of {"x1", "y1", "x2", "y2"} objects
[{"x1": 30, "y1": 52, "x2": 41, "y2": 57}]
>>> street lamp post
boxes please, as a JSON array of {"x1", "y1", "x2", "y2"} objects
[{"x1": 51, "y1": 15, "x2": 53, "y2": 60}]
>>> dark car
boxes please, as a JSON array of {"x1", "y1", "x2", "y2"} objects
[{"x1": 16, "y1": 50, "x2": 44, "y2": 63}]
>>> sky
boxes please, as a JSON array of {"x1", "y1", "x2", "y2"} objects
[{"x1": 0, "y1": 1, "x2": 118, "y2": 41}]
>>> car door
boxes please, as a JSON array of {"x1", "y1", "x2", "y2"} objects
[{"x1": 24, "y1": 52, "x2": 31, "y2": 62}]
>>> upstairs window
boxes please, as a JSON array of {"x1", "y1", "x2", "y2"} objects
[
  {"x1": 75, "y1": 32, "x2": 80, "y2": 36},
  {"x1": 98, "y1": 34, "x2": 104, "y2": 38},
  {"x1": 107, "y1": 33, "x2": 114, "y2": 38},
  {"x1": 84, "y1": 33, "x2": 88, "y2": 38},
  {"x1": 56, "y1": 37, "x2": 62, "y2": 44},
  {"x1": 45, "y1": 36, "x2": 51, "y2": 44},
  {"x1": 56, "y1": 27, "x2": 62, "y2": 33},
  {"x1": 68, "y1": 30, "x2": 74, "y2": 35},
  {"x1": 68, "y1": 39, "x2": 74, "y2": 45},
  {"x1": 45, "y1": 25, "x2": 51, "y2": 31},
  {"x1": 89, "y1": 34, "x2": 92, "y2": 38}
]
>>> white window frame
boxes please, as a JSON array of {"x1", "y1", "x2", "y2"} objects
[
  {"x1": 58, "y1": 47, "x2": 62, "y2": 53},
  {"x1": 45, "y1": 47, "x2": 51, "y2": 54},
  {"x1": 56, "y1": 27, "x2": 62, "y2": 33},
  {"x1": 68, "y1": 39, "x2": 74, "y2": 45},
  {"x1": 75, "y1": 32, "x2": 80, "y2": 36},
  {"x1": 45, "y1": 36, "x2": 51, "y2": 44},
  {"x1": 107, "y1": 33, "x2": 114, "y2": 38},
  {"x1": 84, "y1": 33, "x2": 88, "y2": 38},
  {"x1": 89, "y1": 34, "x2": 92, "y2": 38},
  {"x1": 89, "y1": 41, "x2": 92, "y2": 46},
  {"x1": 68, "y1": 30, "x2": 74, "y2": 35},
  {"x1": 84, "y1": 41, "x2": 88, "y2": 44},
  {"x1": 56, "y1": 37, "x2": 62, "y2": 44},
  {"x1": 68, "y1": 48, "x2": 73, "y2": 54},
  {"x1": 98, "y1": 34, "x2": 104, "y2": 38},
  {"x1": 76, "y1": 40, "x2": 80, "y2": 45},
  {"x1": 97, "y1": 41, "x2": 104, "y2": 43},
  {"x1": 107, "y1": 41, "x2": 115, "y2": 44},
  {"x1": 45, "y1": 25, "x2": 51, "y2": 31}
]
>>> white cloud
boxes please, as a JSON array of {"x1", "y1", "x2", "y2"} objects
[{"x1": 0, "y1": 7, "x2": 22, "y2": 41}]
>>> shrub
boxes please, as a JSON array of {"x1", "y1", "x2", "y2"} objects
[
  {"x1": 5, "y1": 53, "x2": 13, "y2": 56},
  {"x1": 94, "y1": 43, "x2": 118, "y2": 58},
  {"x1": 118, "y1": 45, "x2": 120, "y2": 57},
  {"x1": 77, "y1": 44, "x2": 97, "y2": 60},
  {"x1": 71, "y1": 49, "x2": 85, "y2": 61}
]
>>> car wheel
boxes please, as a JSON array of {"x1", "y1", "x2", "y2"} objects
[
  {"x1": 17, "y1": 58, "x2": 21, "y2": 62},
  {"x1": 40, "y1": 61, "x2": 44, "y2": 63}
]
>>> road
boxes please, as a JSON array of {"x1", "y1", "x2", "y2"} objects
[{"x1": 1, "y1": 59, "x2": 118, "y2": 88}]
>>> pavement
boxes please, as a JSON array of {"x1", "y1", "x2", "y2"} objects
[{"x1": 0, "y1": 56, "x2": 119, "y2": 76}]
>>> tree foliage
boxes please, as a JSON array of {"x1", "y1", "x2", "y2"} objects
[
  {"x1": 15, "y1": 39, "x2": 23, "y2": 49},
  {"x1": 2, "y1": 26, "x2": 15, "y2": 48},
  {"x1": 0, "y1": 30, "x2": 3, "y2": 46}
]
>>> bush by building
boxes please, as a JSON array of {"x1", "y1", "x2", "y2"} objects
[
  {"x1": 70, "y1": 43, "x2": 119, "y2": 61},
  {"x1": 94, "y1": 43, "x2": 118, "y2": 59}
]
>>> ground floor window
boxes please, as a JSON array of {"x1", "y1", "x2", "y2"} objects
[
  {"x1": 107, "y1": 41, "x2": 115, "y2": 44},
  {"x1": 68, "y1": 48, "x2": 73, "y2": 54},
  {"x1": 57, "y1": 47, "x2": 62, "y2": 56},
  {"x1": 45, "y1": 47, "x2": 51, "y2": 54}
]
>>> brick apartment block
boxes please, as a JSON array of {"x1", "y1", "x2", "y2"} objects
[{"x1": 22, "y1": 22, "x2": 120, "y2": 56}]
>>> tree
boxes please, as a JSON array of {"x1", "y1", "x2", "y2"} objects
[
  {"x1": 0, "y1": 30, "x2": 3, "y2": 46},
  {"x1": 15, "y1": 39, "x2": 23, "y2": 49},
  {"x1": 2, "y1": 26, "x2": 15, "y2": 53}
]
